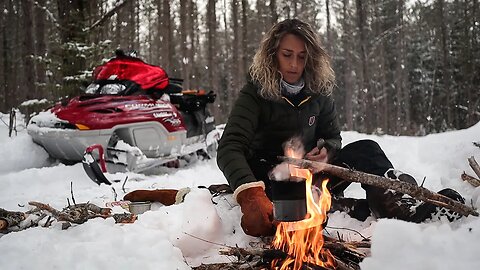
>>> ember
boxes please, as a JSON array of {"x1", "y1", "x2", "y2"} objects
[{"x1": 271, "y1": 165, "x2": 335, "y2": 270}]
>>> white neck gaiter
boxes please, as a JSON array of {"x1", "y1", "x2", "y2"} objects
[{"x1": 280, "y1": 77, "x2": 305, "y2": 96}]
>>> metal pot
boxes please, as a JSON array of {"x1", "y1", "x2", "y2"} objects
[
  {"x1": 271, "y1": 176, "x2": 307, "y2": 222},
  {"x1": 128, "y1": 201, "x2": 152, "y2": 215}
]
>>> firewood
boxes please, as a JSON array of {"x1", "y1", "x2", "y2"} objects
[
  {"x1": 461, "y1": 172, "x2": 480, "y2": 187},
  {"x1": 0, "y1": 219, "x2": 7, "y2": 230},
  {"x1": 218, "y1": 239, "x2": 363, "y2": 270},
  {"x1": 112, "y1": 213, "x2": 137, "y2": 223},
  {"x1": 28, "y1": 201, "x2": 113, "y2": 224},
  {"x1": 0, "y1": 208, "x2": 26, "y2": 230},
  {"x1": 279, "y1": 156, "x2": 479, "y2": 217},
  {"x1": 468, "y1": 156, "x2": 480, "y2": 179}
]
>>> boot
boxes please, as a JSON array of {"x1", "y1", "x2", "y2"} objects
[
  {"x1": 366, "y1": 169, "x2": 419, "y2": 220},
  {"x1": 410, "y1": 188, "x2": 465, "y2": 223},
  {"x1": 329, "y1": 195, "x2": 371, "y2": 221}
]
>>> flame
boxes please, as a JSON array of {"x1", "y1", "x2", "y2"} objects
[{"x1": 271, "y1": 165, "x2": 335, "y2": 270}]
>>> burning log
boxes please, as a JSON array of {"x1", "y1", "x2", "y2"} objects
[
  {"x1": 216, "y1": 240, "x2": 366, "y2": 270},
  {"x1": 468, "y1": 156, "x2": 480, "y2": 180},
  {"x1": 279, "y1": 156, "x2": 479, "y2": 217},
  {"x1": 461, "y1": 172, "x2": 480, "y2": 187}
]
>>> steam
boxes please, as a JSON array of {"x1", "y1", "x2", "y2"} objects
[{"x1": 269, "y1": 136, "x2": 306, "y2": 182}]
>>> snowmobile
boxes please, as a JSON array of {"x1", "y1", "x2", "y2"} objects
[{"x1": 28, "y1": 50, "x2": 220, "y2": 184}]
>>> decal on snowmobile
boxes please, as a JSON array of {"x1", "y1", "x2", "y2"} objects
[
  {"x1": 125, "y1": 103, "x2": 172, "y2": 109},
  {"x1": 153, "y1": 112, "x2": 174, "y2": 118}
]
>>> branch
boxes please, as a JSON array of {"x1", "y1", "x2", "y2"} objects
[
  {"x1": 461, "y1": 172, "x2": 480, "y2": 187},
  {"x1": 468, "y1": 156, "x2": 480, "y2": 179},
  {"x1": 84, "y1": 0, "x2": 131, "y2": 32},
  {"x1": 279, "y1": 157, "x2": 479, "y2": 217},
  {"x1": 0, "y1": 208, "x2": 27, "y2": 230}
]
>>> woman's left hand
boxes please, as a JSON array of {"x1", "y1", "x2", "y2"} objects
[{"x1": 305, "y1": 146, "x2": 329, "y2": 163}]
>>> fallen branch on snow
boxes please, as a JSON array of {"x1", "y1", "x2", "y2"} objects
[
  {"x1": 461, "y1": 172, "x2": 480, "y2": 187},
  {"x1": 279, "y1": 156, "x2": 478, "y2": 217},
  {"x1": 468, "y1": 156, "x2": 480, "y2": 180},
  {"x1": 1, "y1": 202, "x2": 135, "y2": 233}
]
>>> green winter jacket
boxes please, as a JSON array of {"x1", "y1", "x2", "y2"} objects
[{"x1": 217, "y1": 80, "x2": 342, "y2": 191}]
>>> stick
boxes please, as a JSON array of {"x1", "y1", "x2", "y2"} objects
[
  {"x1": 84, "y1": 0, "x2": 131, "y2": 32},
  {"x1": 468, "y1": 156, "x2": 480, "y2": 179},
  {"x1": 279, "y1": 156, "x2": 479, "y2": 217},
  {"x1": 0, "y1": 208, "x2": 26, "y2": 230},
  {"x1": 461, "y1": 172, "x2": 480, "y2": 187},
  {"x1": 0, "y1": 219, "x2": 7, "y2": 230}
]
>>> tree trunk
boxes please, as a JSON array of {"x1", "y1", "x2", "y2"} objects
[
  {"x1": 241, "y1": 0, "x2": 248, "y2": 78},
  {"x1": 342, "y1": 0, "x2": 354, "y2": 131},
  {"x1": 0, "y1": 0, "x2": 5, "y2": 111},
  {"x1": 34, "y1": 0, "x2": 47, "y2": 99},
  {"x1": 231, "y1": 0, "x2": 240, "y2": 95},
  {"x1": 21, "y1": 0, "x2": 36, "y2": 101},
  {"x1": 325, "y1": 0, "x2": 332, "y2": 54},
  {"x1": 207, "y1": 0, "x2": 217, "y2": 91},
  {"x1": 437, "y1": 0, "x2": 452, "y2": 128},
  {"x1": 180, "y1": 0, "x2": 190, "y2": 88},
  {"x1": 188, "y1": 0, "x2": 196, "y2": 86},
  {"x1": 355, "y1": 0, "x2": 371, "y2": 133},
  {"x1": 270, "y1": 0, "x2": 277, "y2": 26}
]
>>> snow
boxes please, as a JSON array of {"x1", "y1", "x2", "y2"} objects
[{"x1": 0, "y1": 112, "x2": 479, "y2": 269}]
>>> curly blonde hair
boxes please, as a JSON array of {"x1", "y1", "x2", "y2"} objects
[{"x1": 249, "y1": 19, "x2": 335, "y2": 100}]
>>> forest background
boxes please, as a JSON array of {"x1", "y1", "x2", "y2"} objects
[{"x1": 0, "y1": 0, "x2": 478, "y2": 135}]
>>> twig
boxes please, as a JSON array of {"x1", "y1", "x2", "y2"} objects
[
  {"x1": 112, "y1": 187, "x2": 118, "y2": 201},
  {"x1": 183, "y1": 232, "x2": 228, "y2": 248},
  {"x1": 325, "y1": 226, "x2": 370, "y2": 241},
  {"x1": 84, "y1": 0, "x2": 131, "y2": 32},
  {"x1": 279, "y1": 156, "x2": 479, "y2": 217},
  {"x1": 0, "y1": 208, "x2": 27, "y2": 230},
  {"x1": 122, "y1": 176, "x2": 128, "y2": 193},
  {"x1": 420, "y1": 176, "x2": 426, "y2": 187},
  {"x1": 473, "y1": 142, "x2": 480, "y2": 149},
  {"x1": 70, "y1": 181, "x2": 76, "y2": 205},
  {"x1": 468, "y1": 156, "x2": 480, "y2": 179},
  {"x1": 461, "y1": 172, "x2": 480, "y2": 187}
]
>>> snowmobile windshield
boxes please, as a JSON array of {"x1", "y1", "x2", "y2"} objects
[{"x1": 85, "y1": 83, "x2": 126, "y2": 95}]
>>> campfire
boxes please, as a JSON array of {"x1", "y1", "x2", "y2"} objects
[
  {"x1": 269, "y1": 142, "x2": 335, "y2": 270},
  {"x1": 271, "y1": 165, "x2": 335, "y2": 270}
]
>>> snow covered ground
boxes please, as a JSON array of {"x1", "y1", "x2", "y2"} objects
[{"x1": 0, "y1": 112, "x2": 479, "y2": 270}]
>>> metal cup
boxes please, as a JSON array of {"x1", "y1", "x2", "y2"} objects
[{"x1": 271, "y1": 176, "x2": 307, "y2": 222}]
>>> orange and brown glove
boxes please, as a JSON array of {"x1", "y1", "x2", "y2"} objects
[
  {"x1": 124, "y1": 188, "x2": 190, "y2": 206},
  {"x1": 235, "y1": 183, "x2": 277, "y2": 237}
]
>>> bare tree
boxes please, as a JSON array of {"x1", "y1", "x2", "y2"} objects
[
  {"x1": 21, "y1": 0, "x2": 36, "y2": 100},
  {"x1": 231, "y1": 0, "x2": 240, "y2": 95}
]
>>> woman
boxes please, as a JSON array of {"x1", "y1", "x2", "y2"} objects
[{"x1": 216, "y1": 19, "x2": 464, "y2": 237}]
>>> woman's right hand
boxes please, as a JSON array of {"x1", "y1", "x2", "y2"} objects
[{"x1": 236, "y1": 186, "x2": 277, "y2": 237}]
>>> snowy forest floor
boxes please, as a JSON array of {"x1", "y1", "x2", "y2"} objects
[{"x1": 0, "y1": 113, "x2": 479, "y2": 270}]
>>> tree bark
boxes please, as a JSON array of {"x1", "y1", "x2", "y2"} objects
[
  {"x1": 22, "y1": 0, "x2": 36, "y2": 100},
  {"x1": 279, "y1": 156, "x2": 479, "y2": 217}
]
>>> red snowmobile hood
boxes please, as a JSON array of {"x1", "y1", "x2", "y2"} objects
[
  {"x1": 51, "y1": 95, "x2": 185, "y2": 132},
  {"x1": 94, "y1": 56, "x2": 169, "y2": 91}
]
